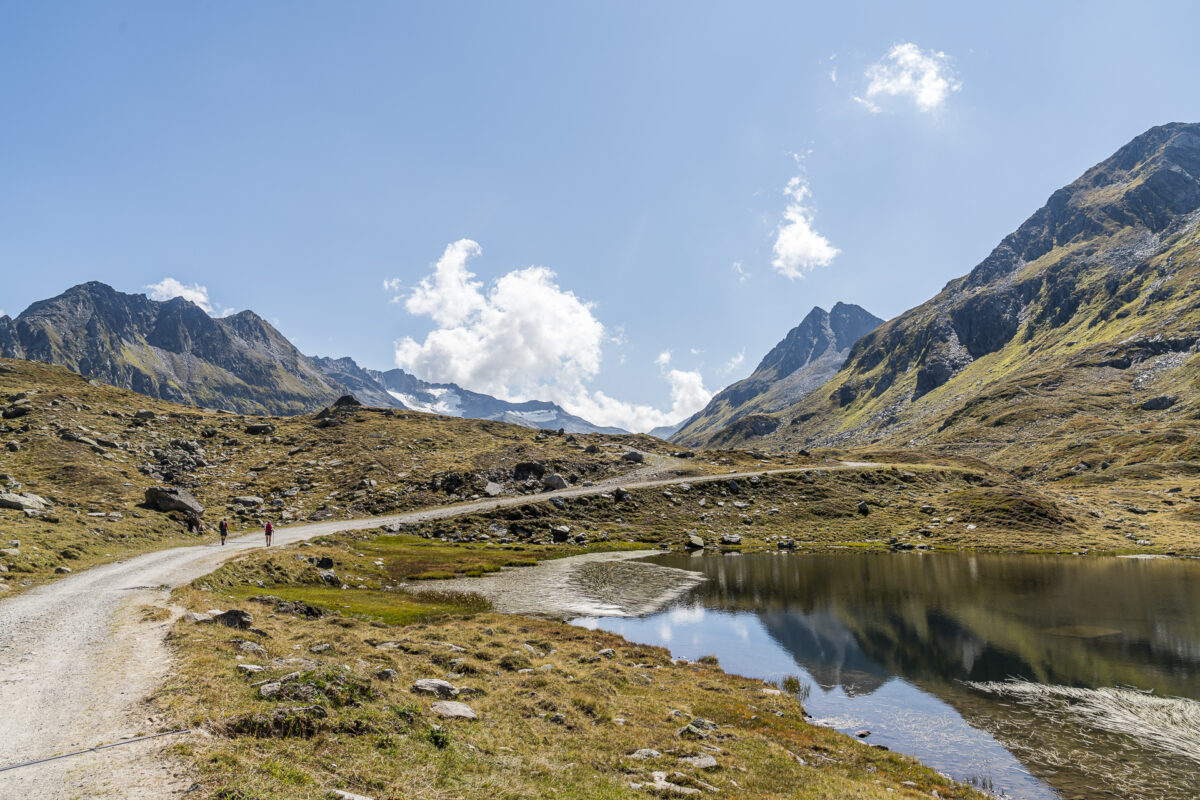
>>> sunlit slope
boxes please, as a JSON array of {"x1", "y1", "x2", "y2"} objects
[{"x1": 717, "y1": 123, "x2": 1200, "y2": 478}]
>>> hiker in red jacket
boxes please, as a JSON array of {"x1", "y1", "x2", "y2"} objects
[
  {"x1": 219, "y1": 518, "x2": 229, "y2": 546},
  {"x1": 264, "y1": 520, "x2": 274, "y2": 546}
]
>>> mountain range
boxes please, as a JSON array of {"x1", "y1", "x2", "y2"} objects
[
  {"x1": 702, "y1": 122, "x2": 1200, "y2": 476},
  {"x1": 0, "y1": 282, "x2": 623, "y2": 433}
]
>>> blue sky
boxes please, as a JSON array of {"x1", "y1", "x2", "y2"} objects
[{"x1": 3, "y1": 1, "x2": 1199, "y2": 430}]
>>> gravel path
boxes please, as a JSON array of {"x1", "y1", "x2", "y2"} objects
[{"x1": 0, "y1": 458, "x2": 866, "y2": 798}]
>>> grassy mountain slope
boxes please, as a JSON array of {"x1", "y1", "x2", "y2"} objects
[
  {"x1": 0, "y1": 359, "x2": 672, "y2": 588},
  {"x1": 721, "y1": 123, "x2": 1200, "y2": 480}
]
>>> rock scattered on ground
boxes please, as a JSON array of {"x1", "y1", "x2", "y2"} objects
[
  {"x1": 412, "y1": 678, "x2": 459, "y2": 698},
  {"x1": 430, "y1": 700, "x2": 477, "y2": 719}
]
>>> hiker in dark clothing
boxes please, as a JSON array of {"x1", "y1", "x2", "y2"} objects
[
  {"x1": 264, "y1": 520, "x2": 274, "y2": 546},
  {"x1": 219, "y1": 518, "x2": 229, "y2": 546}
]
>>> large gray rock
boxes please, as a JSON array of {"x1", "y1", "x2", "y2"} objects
[
  {"x1": 213, "y1": 609, "x2": 254, "y2": 629},
  {"x1": 685, "y1": 532, "x2": 705, "y2": 550},
  {"x1": 144, "y1": 486, "x2": 204, "y2": 515},
  {"x1": 233, "y1": 496, "x2": 264, "y2": 507},
  {"x1": 621, "y1": 451, "x2": 645, "y2": 463},
  {"x1": 542, "y1": 473, "x2": 568, "y2": 490},
  {"x1": 430, "y1": 700, "x2": 477, "y2": 719},
  {"x1": 484, "y1": 481, "x2": 504, "y2": 497},
  {"x1": 0, "y1": 492, "x2": 50, "y2": 512}
]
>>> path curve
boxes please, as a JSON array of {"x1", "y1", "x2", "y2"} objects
[{"x1": 0, "y1": 459, "x2": 870, "y2": 798}]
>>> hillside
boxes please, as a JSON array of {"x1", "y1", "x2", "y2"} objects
[
  {"x1": 719, "y1": 123, "x2": 1200, "y2": 480},
  {"x1": 672, "y1": 303, "x2": 882, "y2": 446},
  {"x1": 0, "y1": 358, "x2": 672, "y2": 588}
]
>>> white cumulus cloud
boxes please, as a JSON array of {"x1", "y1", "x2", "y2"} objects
[
  {"x1": 145, "y1": 278, "x2": 216, "y2": 314},
  {"x1": 393, "y1": 240, "x2": 714, "y2": 432},
  {"x1": 856, "y1": 42, "x2": 961, "y2": 114},
  {"x1": 771, "y1": 175, "x2": 840, "y2": 279}
]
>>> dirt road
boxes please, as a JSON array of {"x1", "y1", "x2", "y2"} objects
[{"x1": 0, "y1": 458, "x2": 863, "y2": 798}]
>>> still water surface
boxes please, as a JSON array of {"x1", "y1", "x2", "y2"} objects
[{"x1": 573, "y1": 551, "x2": 1200, "y2": 800}]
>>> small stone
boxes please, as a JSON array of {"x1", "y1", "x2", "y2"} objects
[
  {"x1": 237, "y1": 640, "x2": 267, "y2": 655},
  {"x1": 548, "y1": 712, "x2": 566, "y2": 724},
  {"x1": 309, "y1": 642, "x2": 332, "y2": 653},
  {"x1": 374, "y1": 669, "x2": 398, "y2": 681},
  {"x1": 238, "y1": 664, "x2": 265, "y2": 674},
  {"x1": 54, "y1": 566, "x2": 71, "y2": 574},
  {"x1": 430, "y1": 700, "x2": 477, "y2": 719},
  {"x1": 630, "y1": 748, "x2": 661, "y2": 759},
  {"x1": 855, "y1": 729, "x2": 871, "y2": 738},
  {"x1": 681, "y1": 754, "x2": 718, "y2": 769},
  {"x1": 598, "y1": 648, "x2": 616, "y2": 658},
  {"x1": 327, "y1": 790, "x2": 376, "y2": 800},
  {"x1": 412, "y1": 678, "x2": 459, "y2": 698}
]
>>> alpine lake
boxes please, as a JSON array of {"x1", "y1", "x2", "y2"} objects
[{"x1": 573, "y1": 551, "x2": 1200, "y2": 800}]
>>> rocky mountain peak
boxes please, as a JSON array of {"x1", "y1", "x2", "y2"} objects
[{"x1": 966, "y1": 122, "x2": 1200, "y2": 289}]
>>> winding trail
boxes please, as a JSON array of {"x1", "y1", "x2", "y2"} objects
[{"x1": 0, "y1": 458, "x2": 869, "y2": 799}]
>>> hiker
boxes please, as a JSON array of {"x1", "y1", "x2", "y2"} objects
[
  {"x1": 264, "y1": 520, "x2": 274, "y2": 546},
  {"x1": 219, "y1": 518, "x2": 229, "y2": 546}
]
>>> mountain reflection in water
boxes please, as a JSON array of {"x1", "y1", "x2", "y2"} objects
[{"x1": 573, "y1": 551, "x2": 1200, "y2": 800}]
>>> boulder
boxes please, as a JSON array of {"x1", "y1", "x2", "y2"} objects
[
  {"x1": 681, "y1": 754, "x2": 718, "y2": 769},
  {"x1": 233, "y1": 496, "x2": 264, "y2": 507},
  {"x1": 317, "y1": 569, "x2": 340, "y2": 586},
  {"x1": 184, "y1": 612, "x2": 212, "y2": 623},
  {"x1": 374, "y1": 669, "x2": 398, "y2": 681},
  {"x1": 629, "y1": 748, "x2": 661, "y2": 760},
  {"x1": 621, "y1": 451, "x2": 645, "y2": 463},
  {"x1": 484, "y1": 481, "x2": 504, "y2": 497},
  {"x1": 213, "y1": 609, "x2": 254, "y2": 629},
  {"x1": 412, "y1": 678, "x2": 459, "y2": 698},
  {"x1": 584, "y1": 444, "x2": 600, "y2": 454},
  {"x1": 0, "y1": 492, "x2": 50, "y2": 512},
  {"x1": 1139, "y1": 395, "x2": 1177, "y2": 411},
  {"x1": 54, "y1": 566, "x2": 71, "y2": 574},
  {"x1": 245, "y1": 423, "x2": 276, "y2": 435},
  {"x1": 857, "y1": 500, "x2": 870, "y2": 515},
  {"x1": 430, "y1": 700, "x2": 477, "y2": 720},
  {"x1": 685, "y1": 532, "x2": 705, "y2": 550},
  {"x1": 614, "y1": 488, "x2": 633, "y2": 502},
  {"x1": 133, "y1": 409, "x2": 157, "y2": 421},
  {"x1": 720, "y1": 532, "x2": 742, "y2": 545},
  {"x1": 542, "y1": 473, "x2": 568, "y2": 490},
  {"x1": 551, "y1": 525, "x2": 571, "y2": 542},
  {"x1": 144, "y1": 486, "x2": 204, "y2": 515}
]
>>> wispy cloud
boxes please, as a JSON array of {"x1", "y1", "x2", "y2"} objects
[
  {"x1": 732, "y1": 261, "x2": 750, "y2": 284},
  {"x1": 382, "y1": 277, "x2": 404, "y2": 303},
  {"x1": 723, "y1": 348, "x2": 746, "y2": 374},
  {"x1": 854, "y1": 42, "x2": 962, "y2": 114}
]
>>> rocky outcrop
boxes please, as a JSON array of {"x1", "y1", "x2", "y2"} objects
[
  {"x1": 0, "y1": 283, "x2": 343, "y2": 415},
  {"x1": 673, "y1": 303, "x2": 882, "y2": 445}
]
